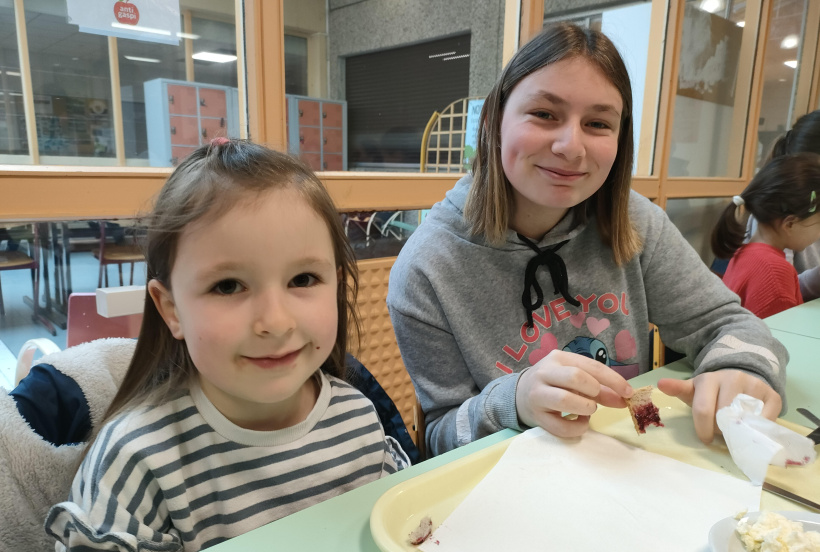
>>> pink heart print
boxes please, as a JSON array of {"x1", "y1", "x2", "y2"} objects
[
  {"x1": 614, "y1": 330, "x2": 637, "y2": 361},
  {"x1": 569, "y1": 311, "x2": 586, "y2": 328},
  {"x1": 586, "y1": 316, "x2": 610, "y2": 337},
  {"x1": 528, "y1": 333, "x2": 559, "y2": 366}
]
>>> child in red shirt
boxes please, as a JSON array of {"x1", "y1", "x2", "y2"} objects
[{"x1": 712, "y1": 153, "x2": 820, "y2": 318}]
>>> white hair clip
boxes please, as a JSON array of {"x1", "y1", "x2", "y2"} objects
[{"x1": 732, "y1": 195, "x2": 745, "y2": 207}]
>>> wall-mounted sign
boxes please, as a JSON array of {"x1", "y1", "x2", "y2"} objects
[
  {"x1": 67, "y1": 0, "x2": 181, "y2": 46},
  {"x1": 463, "y1": 99, "x2": 485, "y2": 171}
]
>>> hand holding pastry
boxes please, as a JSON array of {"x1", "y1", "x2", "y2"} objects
[{"x1": 515, "y1": 350, "x2": 634, "y2": 438}]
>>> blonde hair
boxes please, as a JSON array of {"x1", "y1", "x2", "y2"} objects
[
  {"x1": 465, "y1": 22, "x2": 641, "y2": 264},
  {"x1": 100, "y1": 139, "x2": 359, "y2": 430}
]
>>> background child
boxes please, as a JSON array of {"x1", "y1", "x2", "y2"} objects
[
  {"x1": 712, "y1": 153, "x2": 820, "y2": 318},
  {"x1": 387, "y1": 22, "x2": 787, "y2": 457},
  {"x1": 46, "y1": 140, "x2": 407, "y2": 551},
  {"x1": 753, "y1": 110, "x2": 820, "y2": 300}
]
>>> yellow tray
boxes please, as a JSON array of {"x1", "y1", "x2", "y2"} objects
[{"x1": 369, "y1": 438, "x2": 515, "y2": 552}]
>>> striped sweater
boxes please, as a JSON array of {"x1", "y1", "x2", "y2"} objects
[{"x1": 46, "y1": 371, "x2": 404, "y2": 551}]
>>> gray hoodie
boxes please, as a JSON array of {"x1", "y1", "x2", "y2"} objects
[{"x1": 387, "y1": 175, "x2": 788, "y2": 456}]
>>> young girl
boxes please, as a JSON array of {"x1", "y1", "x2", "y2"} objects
[
  {"x1": 712, "y1": 153, "x2": 820, "y2": 318},
  {"x1": 46, "y1": 140, "x2": 407, "y2": 550},
  {"x1": 753, "y1": 110, "x2": 820, "y2": 300},
  {"x1": 387, "y1": 22, "x2": 787, "y2": 457}
]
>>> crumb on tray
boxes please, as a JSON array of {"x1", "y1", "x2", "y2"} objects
[{"x1": 409, "y1": 516, "x2": 433, "y2": 546}]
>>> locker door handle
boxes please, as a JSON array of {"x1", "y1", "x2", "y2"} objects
[
  {"x1": 170, "y1": 126, "x2": 176, "y2": 135},
  {"x1": 299, "y1": 109, "x2": 303, "y2": 117},
  {"x1": 322, "y1": 111, "x2": 327, "y2": 118},
  {"x1": 171, "y1": 157, "x2": 178, "y2": 165},
  {"x1": 168, "y1": 95, "x2": 174, "y2": 104},
  {"x1": 201, "y1": 128, "x2": 207, "y2": 138},
  {"x1": 299, "y1": 135, "x2": 304, "y2": 143},
  {"x1": 220, "y1": 117, "x2": 225, "y2": 128},
  {"x1": 200, "y1": 98, "x2": 206, "y2": 107}
]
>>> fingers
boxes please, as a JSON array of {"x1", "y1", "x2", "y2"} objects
[
  {"x1": 540, "y1": 414, "x2": 591, "y2": 439},
  {"x1": 690, "y1": 377, "x2": 720, "y2": 443},
  {"x1": 516, "y1": 350, "x2": 633, "y2": 431},
  {"x1": 660, "y1": 371, "x2": 783, "y2": 444},
  {"x1": 759, "y1": 389, "x2": 783, "y2": 420},
  {"x1": 657, "y1": 378, "x2": 694, "y2": 405},
  {"x1": 535, "y1": 350, "x2": 634, "y2": 400}
]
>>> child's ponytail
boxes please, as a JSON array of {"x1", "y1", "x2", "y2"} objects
[
  {"x1": 711, "y1": 196, "x2": 748, "y2": 260},
  {"x1": 712, "y1": 153, "x2": 820, "y2": 261}
]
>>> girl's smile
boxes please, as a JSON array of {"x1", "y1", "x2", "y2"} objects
[{"x1": 241, "y1": 347, "x2": 305, "y2": 370}]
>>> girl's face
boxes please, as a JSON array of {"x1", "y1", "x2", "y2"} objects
[
  {"x1": 500, "y1": 56, "x2": 623, "y2": 238},
  {"x1": 149, "y1": 187, "x2": 339, "y2": 430},
  {"x1": 785, "y1": 211, "x2": 820, "y2": 252}
]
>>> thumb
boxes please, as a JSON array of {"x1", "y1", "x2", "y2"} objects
[{"x1": 657, "y1": 378, "x2": 695, "y2": 406}]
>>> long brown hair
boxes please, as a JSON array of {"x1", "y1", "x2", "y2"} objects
[
  {"x1": 465, "y1": 22, "x2": 641, "y2": 264},
  {"x1": 711, "y1": 153, "x2": 820, "y2": 259},
  {"x1": 101, "y1": 140, "x2": 359, "y2": 429}
]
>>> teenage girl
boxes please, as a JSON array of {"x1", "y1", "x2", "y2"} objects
[
  {"x1": 712, "y1": 153, "x2": 820, "y2": 318},
  {"x1": 387, "y1": 22, "x2": 787, "y2": 457},
  {"x1": 47, "y1": 140, "x2": 408, "y2": 550},
  {"x1": 753, "y1": 110, "x2": 820, "y2": 300}
]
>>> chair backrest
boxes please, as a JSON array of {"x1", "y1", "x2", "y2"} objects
[
  {"x1": 355, "y1": 257, "x2": 420, "y2": 447},
  {"x1": 419, "y1": 96, "x2": 484, "y2": 173},
  {"x1": 66, "y1": 292, "x2": 142, "y2": 347}
]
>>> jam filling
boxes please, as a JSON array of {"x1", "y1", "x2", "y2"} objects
[{"x1": 633, "y1": 403, "x2": 664, "y2": 433}]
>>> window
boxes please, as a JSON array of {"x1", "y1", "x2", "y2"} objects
[
  {"x1": 668, "y1": 0, "x2": 752, "y2": 177},
  {"x1": 345, "y1": 35, "x2": 470, "y2": 171},
  {"x1": 285, "y1": 34, "x2": 308, "y2": 96}
]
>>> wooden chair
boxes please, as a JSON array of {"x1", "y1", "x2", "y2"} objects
[
  {"x1": 0, "y1": 226, "x2": 39, "y2": 317},
  {"x1": 419, "y1": 96, "x2": 484, "y2": 173},
  {"x1": 92, "y1": 221, "x2": 145, "y2": 287}
]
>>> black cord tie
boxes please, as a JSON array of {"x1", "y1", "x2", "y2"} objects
[{"x1": 517, "y1": 234, "x2": 580, "y2": 329}]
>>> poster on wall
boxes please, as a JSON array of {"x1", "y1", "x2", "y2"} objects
[
  {"x1": 66, "y1": 0, "x2": 181, "y2": 46},
  {"x1": 677, "y1": 5, "x2": 742, "y2": 107},
  {"x1": 463, "y1": 99, "x2": 485, "y2": 171}
]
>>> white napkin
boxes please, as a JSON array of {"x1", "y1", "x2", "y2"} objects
[
  {"x1": 420, "y1": 428, "x2": 760, "y2": 552},
  {"x1": 716, "y1": 394, "x2": 817, "y2": 485}
]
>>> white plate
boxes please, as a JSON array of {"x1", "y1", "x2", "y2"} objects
[{"x1": 708, "y1": 511, "x2": 820, "y2": 551}]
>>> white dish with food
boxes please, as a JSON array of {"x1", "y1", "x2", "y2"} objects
[{"x1": 708, "y1": 510, "x2": 820, "y2": 552}]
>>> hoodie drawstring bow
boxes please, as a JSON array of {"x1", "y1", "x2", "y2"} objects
[{"x1": 517, "y1": 234, "x2": 580, "y2": 329}]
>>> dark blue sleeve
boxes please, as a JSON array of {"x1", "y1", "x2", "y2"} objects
[
  {"x1": 10, "y1": 364, "x2": 91, "y2": 446},
  {"x1": 345, "y1": 354, "x2": 421, "y2": 464}
]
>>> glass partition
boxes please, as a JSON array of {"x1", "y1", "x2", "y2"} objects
[
  {"x1": 0, "y1": 4, "x2": 26, "y2": 161},
  {"x1": 755, "y1": 0, "x2": 809, "y2": 167},
  {"x1": 283, "y1": 0, "x2": 507, "y2": 173},
  {"x1": 2, "y1": 0, "x2": 241, "y2": 167},
  {"x1": 25, "y1": 1, "x2": 116, "y2": 165},
  {"x1": 668, "y1": 0, "x2": 754, "y2": 177}
]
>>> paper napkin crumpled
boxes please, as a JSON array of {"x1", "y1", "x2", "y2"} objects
[{"x1": 716, "y1": 394, "x2": 817, "y2": 484}]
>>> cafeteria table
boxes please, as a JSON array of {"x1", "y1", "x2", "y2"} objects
[{"x1": 211, "y1": 303, "x2": 820, "y2": 551}]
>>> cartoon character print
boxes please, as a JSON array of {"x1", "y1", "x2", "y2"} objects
[
  {"x1": 496, "y1": 292, "x2": 640, "y2": 378},
  {"x1": 561, "y1": 336, "x2": 639, "y2": 379}
]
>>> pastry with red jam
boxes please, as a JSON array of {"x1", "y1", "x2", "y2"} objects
[{"x1": 626, "y1": 385, "x2": 664, "y2": 434}]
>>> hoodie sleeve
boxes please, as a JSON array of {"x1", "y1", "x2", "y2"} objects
[
  {"x1": 638, "y1": 200, "x2": 788, "y2": 401},
  {"x1": 388, "y1": 259, "x2": 522, "y2": 457}
]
